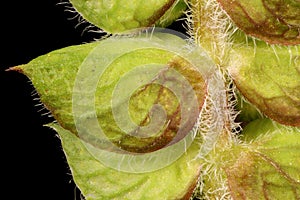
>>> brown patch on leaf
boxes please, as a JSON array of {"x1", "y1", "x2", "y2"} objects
[
  {"x1": 225, "y1": 151, "x2": 261, "y2": 199},
  {"x1": 234, "y1": 83, "x2": 300, "y2": 127},
  {"x1": 118, "y1": 56, "x2": 207, "y2": 153},
  {"x1": 217, "y1": 0, "x2": 300, "y2": 45},
  {"x1": 146, "y1": 0, "x2": 177, "y2": 27},
  {"x1": 181, "y1": 167, "x2": 202, "y2": 200},
  {"x1": 224, "y1": 148, "x2": 300, "y2": 200}
]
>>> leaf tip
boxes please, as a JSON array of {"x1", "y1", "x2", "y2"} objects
[{"x1": 6, "y1": 65, "x2": 25, "y2": 73}]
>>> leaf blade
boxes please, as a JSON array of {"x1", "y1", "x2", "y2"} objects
[
  {"x1": 47, "y1": 123, "x2": 202, "y2": 200},
  {"x1": 228, "y1": 37, "x2": 300, "y2": 126},
  {"x1": 217, "y1": 0, "x2": 300, "y2": 45},
  {"x1": 226, "y1": 119, "x2": 300, "y2": 199}
]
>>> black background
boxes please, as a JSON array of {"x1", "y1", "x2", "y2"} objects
[{"x1": 1, "y1": 1, "x2": 185, "y2": 199}]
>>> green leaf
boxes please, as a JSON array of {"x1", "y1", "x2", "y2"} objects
[
  {"x1": 11, "y1": 30, "x2": 216, "y2": 174},
  {"x1": 200, "y1": 118, "x2": 300, "y2": 199},
  {"x1": 228, "y1": 35, "x2": 300, "y2": 126},
  {"x1": 47, "y1": 123, "x2": 202, "y2": 200},
  {"x1": 69, "y1": 0, "x2": 185, "y2": 33},
  {"x1": 217, "y1": 0, "x2": 300, "y2": 45},
  {"x1": 228, "y1": 119, "x2": 300, "y2": 199}
]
